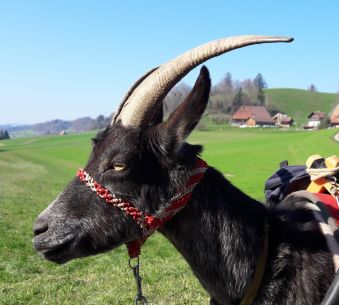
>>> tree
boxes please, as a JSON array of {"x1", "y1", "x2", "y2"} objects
[
  {"x1": 164, "y1": 83, "x2": 192, "y2": 115},
  {"x1": 308, "y1": 84, "x2": 318, "y2": 92},
  {"x1": 209, "y1": 72, "x2": 235, "y2": 112},
  {"x1": 231, "y1": 87, "x2": 244, "y2": 113},
  {"x1": 318, "y1": 115, "x2": 330, "y2": 129},
  {"x1": 91, "y1": 115, "x2": 107, "y2": 130},
  {"x1": 241, "y1": 79, "x2": 257, "y2": 105},
  {"x1": 254, "y1": 73, "x2": 267, "y2": 106},
  {"x1": 223, "y1": 72, "x2": 233, "y2": 89},
  {"x1": 0, "y1": 129, "x2": 10, "y2": 140}
]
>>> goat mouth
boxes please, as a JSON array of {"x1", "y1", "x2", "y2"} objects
[
  {"x1": 34, "y1": 235, "x2": 76, "y2": 264},
  {"x1": 41, "y1": 239, "x2": 75, "y2": 264}
]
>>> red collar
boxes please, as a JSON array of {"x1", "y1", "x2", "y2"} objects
[{"x1": 77, "y1": 158, "x2": 208, "y2": 258}]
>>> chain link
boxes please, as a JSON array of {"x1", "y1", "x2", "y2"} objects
[{"x1": 129, "y1": 257, "x2": 148, "y2": 305}]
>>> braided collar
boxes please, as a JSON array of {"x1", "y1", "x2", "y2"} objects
[
  {"x1": 77, "y1": 158, "x2": 208, "y2": 258},
  {"x1": 77, "y1": 158, "x2": 268, "y2": 305}
]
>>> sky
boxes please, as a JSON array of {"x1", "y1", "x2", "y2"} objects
[{"x1": 0, "y1": 0, "x2": 338, "y2": 125}]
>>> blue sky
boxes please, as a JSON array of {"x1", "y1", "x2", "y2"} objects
[{"x1": 0, "y1": 0, "x2": 338, "y2": 124}]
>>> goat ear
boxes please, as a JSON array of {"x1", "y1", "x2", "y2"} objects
[{"x1": 154, "y1": 66, "x2": 211, "y2": 155}]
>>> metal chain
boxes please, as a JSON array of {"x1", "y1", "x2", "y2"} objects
[{"x1": 129, "y1": 257, "x2": 148, "y2": 305}]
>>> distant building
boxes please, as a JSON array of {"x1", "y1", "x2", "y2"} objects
[
  {"x1": 232, "y1": 106, "x2": 275, "y2": 127},
  {"x1": 304, "y1": 111, "x2": 325, "y2": 130},
  {"x1": 330, "y1": 104, "x2": 339, "y2": 128},
  {"x1": 272, "y1": 113, "x2": 294, "y2": 128}
]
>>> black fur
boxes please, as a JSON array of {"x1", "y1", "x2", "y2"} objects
[{"x1": 33, "y1": 67, "x2": 334, "y2": 304}]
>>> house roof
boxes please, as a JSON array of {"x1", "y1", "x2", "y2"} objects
[
  {"x1": 272, "y1": 113, "x2": 293, "y2": 123},
  {"x1": 280, "y1": 118, "x2": 293, "y2": 124},
  {"x1": 272, "y1": 113, "x2": 284, "y2": 120},
  {"x1": 330, "y1": 104, "x2": 339, "y2": 124},
  {"x1": 308, "y1": 111, "x2": 325, "y2": 120},
  {"x1": 232, "y1": 106, "x2": 275, "y2": 124}
]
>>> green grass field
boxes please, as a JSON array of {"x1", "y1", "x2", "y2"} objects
[
  {"x1": 265, "y1": 88, "x2": 338, "y2": 125},
  {"x1": 0, "y1": 127, "x2": 338, "y2": 304}
]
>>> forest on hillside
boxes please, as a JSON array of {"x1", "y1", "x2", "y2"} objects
[
  {"x1": 164, "y1": 73, "x2": 338, "y2": 126},
  {"x1": 164, "y1": 72, "x2": 269, "y2": 116}
]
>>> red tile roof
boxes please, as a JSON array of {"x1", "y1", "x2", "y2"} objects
[
  {"x1": 232, "y1": 106, "x2": 275, "y2": 124},
  {"x1": 308, "y1": 111, "x2": 325, "y2": 120},
  {"x1": 272, "y1": 113, "x2": 293, "y2": 124}
]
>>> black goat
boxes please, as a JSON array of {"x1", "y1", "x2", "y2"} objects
[{"x1": 33, "y1": 36, "x2": 336, "y2": 305}]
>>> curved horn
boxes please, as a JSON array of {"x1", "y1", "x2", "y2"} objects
[
  {"x1": 114, "y1": 35, "x2": 293, "y2": 128},
  {"x1": 111, "y1": 66, "x2": 159, "y2": 125}
]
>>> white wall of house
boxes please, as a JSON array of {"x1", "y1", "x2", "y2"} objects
[{"x1": 308, "y1": 120, "x2": 321, "y2": 127}]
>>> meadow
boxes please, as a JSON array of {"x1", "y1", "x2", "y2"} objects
[
  {"x1": 0, "y1": 127, "x2": 338, "y2": 305},
  {"x1": 265, "y1": 88, "x2": 337, "y2": 125}
]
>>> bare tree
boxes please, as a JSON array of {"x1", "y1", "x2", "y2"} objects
[
  {"x1": 241, "y1": 78, "x2": 257, "y2": 104},
  {"x1": 164, "y1": 83, "x2": 192, "y2": 115},
  {"x1": 209, "y1": 72, "x2": 235, "y2": 111},
  {"x1": 201, "y1": 72, "x2": 271, "y2": 114}
]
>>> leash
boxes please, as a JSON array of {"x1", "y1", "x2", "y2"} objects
[
  {"x1": 240, "y1": 224, "x2": 268, "y2": 305},
  {"x1": 129, "y1": 257, "x2": 148, "y2": 305}
]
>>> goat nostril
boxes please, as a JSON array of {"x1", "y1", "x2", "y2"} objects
[{"x1": 33, "y1": 221, "x2": 49, "y2": 236}]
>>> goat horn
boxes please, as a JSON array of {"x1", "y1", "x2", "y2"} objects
[
  {"x1": 114, "y1": 35, "x2": 293, "y2": 128},
  {"x1": 111, "y1": 66, "x2": 159, "y2": 125}
]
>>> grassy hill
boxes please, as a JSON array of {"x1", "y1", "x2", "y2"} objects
[
  {"x1": 0, "y1": 128, "x2": 338, "y2": 304},
  {"x1": 265, "y1": 88, "x2": 338, "y2": 125}
]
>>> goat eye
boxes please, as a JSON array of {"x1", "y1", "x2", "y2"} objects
[{"x1": 113, "y1": 162, "x2": 126, "y2": 171}]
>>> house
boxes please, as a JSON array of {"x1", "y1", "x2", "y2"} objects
[
  {"x1": 232, "y1": 106, "x2": 275, "y2": 127},
  {"x1": 304, "y1": 111, "x2": 325, "y2": 130},
  {"x1": 330, "y1": 104, "x2": 339, "y2": 128},
  {"x1": 272, "y1": 113, "x2": 294, "y2": 128}
]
